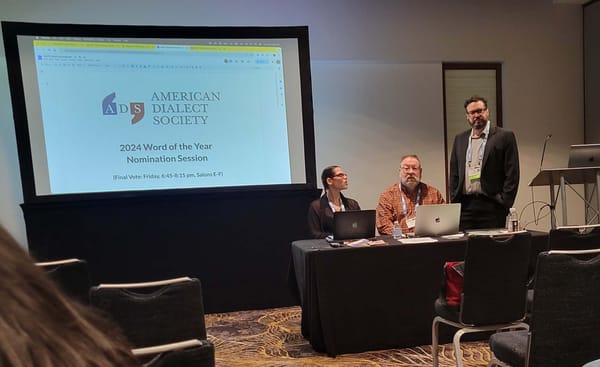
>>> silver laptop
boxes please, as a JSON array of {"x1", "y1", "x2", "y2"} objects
[
  {"x1": 333, "y1": 210, "x2": 376, "y2": 240},
  {"x1": 567, "y1": 144, "x2": 600, "y2": 168},
  {"x1": 414, "y1": 203, "x2": 461, "y2": 237}
]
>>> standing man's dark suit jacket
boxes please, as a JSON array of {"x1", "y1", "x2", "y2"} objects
[{"x1": 449, "y1": 125, "x2": 520, "y2": 210}]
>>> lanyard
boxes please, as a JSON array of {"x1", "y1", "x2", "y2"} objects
[
  {"x1": 328, "y1": 199, "x2": 345, "y2": 212},
  {"x1": 466, "y1": 120, "x2": 490, "y2": 164},
  {"x1": 399, "y1": 184, "x2": 421, "y2": 216}
]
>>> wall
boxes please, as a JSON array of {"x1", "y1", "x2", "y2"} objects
[
  {"x1": 583, "y1": 0, "x2": 600, "y2": 223},
  {"x1": 1, "y1": 0, "x2": 585, "y2": 244},
  {"x1": 585, "y1": 0, "x2": 600, "y2": 143}
]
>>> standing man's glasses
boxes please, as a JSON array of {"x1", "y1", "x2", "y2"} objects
[{"x1": 467, "y1": 107, "x2": 487, "y2": 116}]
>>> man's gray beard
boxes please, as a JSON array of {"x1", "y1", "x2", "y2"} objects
[{"x1": 402, "y1": 180, "x2": 420, "y2": 190}]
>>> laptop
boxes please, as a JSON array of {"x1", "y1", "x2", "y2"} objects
[
  {"x1": 414, "y1": 203, "x2": 461, "y2": 237},
  {"x1": 333, "y1": 210, "x2": 376, "y2": 240},
  {"x1": 567, "y1": 144, "x2": 600, "y2": 168}
]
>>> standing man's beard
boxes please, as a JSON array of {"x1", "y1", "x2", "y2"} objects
[{"x1": 472, "y1": 118, "x2": 486, "y2": 130}]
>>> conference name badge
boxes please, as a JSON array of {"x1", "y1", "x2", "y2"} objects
[{"x1": 468, "y1": 165, "x2": 481, "y2": 182}]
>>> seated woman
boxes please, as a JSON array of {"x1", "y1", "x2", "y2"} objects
[
  {"x1": 0, "y1": 224, "x2": 140, "y2": 367},
  {"x1": 307, "y1": 165, "x2": 361, "y2": 239}
]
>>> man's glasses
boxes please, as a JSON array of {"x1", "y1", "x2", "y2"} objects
[
  {"x1": 332, "y1": 173, "x2": 348, "y2": 178},
  {"x1": 400, "y1": 166, "x2": 420, "y2": 172},
  {"x1": 467, "y1": 107, "x2": 487, "y2": 116}
]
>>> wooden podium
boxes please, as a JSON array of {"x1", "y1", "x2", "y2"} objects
[{"x1": 529, "y1": 167, "x2": 600, "y2": 229}]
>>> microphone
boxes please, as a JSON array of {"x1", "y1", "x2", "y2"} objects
[{"x1": 539, "y1": 134, "x2": 552, "y2": 171}]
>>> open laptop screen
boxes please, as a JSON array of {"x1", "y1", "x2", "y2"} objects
[
  {"x1": 333, "y1": 210, "x2": 376, "y2": 240},
  {"x1": 414, "y1": 203, "x2": 461, "y2": 237}
]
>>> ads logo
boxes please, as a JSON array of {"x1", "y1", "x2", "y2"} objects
[{"x1": 102, "y1": 92, "x2": 145, "y2": 124}]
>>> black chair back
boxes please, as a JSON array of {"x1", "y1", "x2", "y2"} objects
[
  {"x1": 143, "y1": 341, "x2": 215, "y2": 367},
  {"x1": 460, "y1": 232, "x2": 531, "y2": 325},
  {"x1": 90, "y1": 277, "x2": 207, "y2": 348},
  {"x1": 528, "y1": 251, "x2": 600, "y2": 367},
  {"x1": 548, "y1": 226, "x2": 600, "y2": 251},
  {"x1": 36, "y1": 258, "x2": 91, "y2": 304}
]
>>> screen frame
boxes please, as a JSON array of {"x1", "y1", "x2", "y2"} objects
[{"x1": 2, "y1": 21, "x2": 317, "y2": 204}]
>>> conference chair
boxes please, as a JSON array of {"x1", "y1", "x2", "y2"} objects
[
  {"x1": 548, "y1": 225, "x2": 600, "y2": 251},
  {"x1": 527, "y1": 225, "x2": 600, "y2": 313},
  {"x1": 89, "y1": 277, "x2": 215, "y2": 367},
  {"x1": 489, "y1": 249, "x2": 600, "y2": 367},
  {"x1": 431, "y1": 232, "x2": 531, "y2": 367},
  {"x1": 134, "y1": 339, "x2": 215, "y2": 367},
  {"x1": 36, "y1": 258, "x2": 91, "y2": 304}
]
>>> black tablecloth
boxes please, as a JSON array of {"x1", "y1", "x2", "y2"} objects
[{"x1": 290, "y1": 231, "x2": 548, "y2": 356}]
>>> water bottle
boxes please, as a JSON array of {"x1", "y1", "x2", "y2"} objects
[
  {"x1": 393, "y1": 221, "x2": 403, "y2": 239},
  {"x1": 509, "y1": 207, "x2": 519, "y2": 232}
]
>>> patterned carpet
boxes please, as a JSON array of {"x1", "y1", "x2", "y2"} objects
[{"x1": 205, "y1": 306, "x2": 492, "y2": 367}]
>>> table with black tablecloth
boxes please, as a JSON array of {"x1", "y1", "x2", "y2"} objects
[{"x1": 290, "y1": 231, "x2": 548, "y2": 356}]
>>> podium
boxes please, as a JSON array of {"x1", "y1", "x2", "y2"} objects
[{"x1": 530, "y1": 167, "x2": 600, "y2": 229}]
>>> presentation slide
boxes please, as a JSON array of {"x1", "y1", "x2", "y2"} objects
[{"x1": 15, "y1": 33, "x2": 308, "y2": 197}]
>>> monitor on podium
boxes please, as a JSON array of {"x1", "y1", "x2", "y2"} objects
[
  {"x1": 568, "y1": 144, "x2": 600, "y2": 168},
  {"x1": 529, "y1": 144, "x2": 600, "y2": 229}
]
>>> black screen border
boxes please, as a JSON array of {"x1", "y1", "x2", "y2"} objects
[{"x1": 2, "y1": 21, "x2": 317, "y2": 204}]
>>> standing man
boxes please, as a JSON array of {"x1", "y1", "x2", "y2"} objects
[
  {"x1": 377, "y1": 154, "x2": 445, "y2": 235},
  {"x1": 449, "y1": 95, "x2": 520, "y2": 230}
]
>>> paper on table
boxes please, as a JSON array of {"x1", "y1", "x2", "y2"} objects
[
  {"x1": 467, "y1": 229, "x2": 527, "y2": 236},
  {"x1": 346, "y1": 239, "x2": 369, "y2": 247},
  {"x1": 467, "y1": 229, "x2": 510, "y2": 236},
  {"x1": 441, "y1": 233, "x2": 465, "y2": 240},
  {"x1": 399, "y1": 237, "x2": 438, "y2": 244}
]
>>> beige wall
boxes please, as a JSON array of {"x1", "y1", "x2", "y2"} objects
[{"x1": 0, "y1": 0, "x2": 585, "y2": 245}]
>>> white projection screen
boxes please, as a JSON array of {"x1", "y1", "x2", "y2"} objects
[{"x1": 2, "y1": 22, "x2": 316, "y2": 203}]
